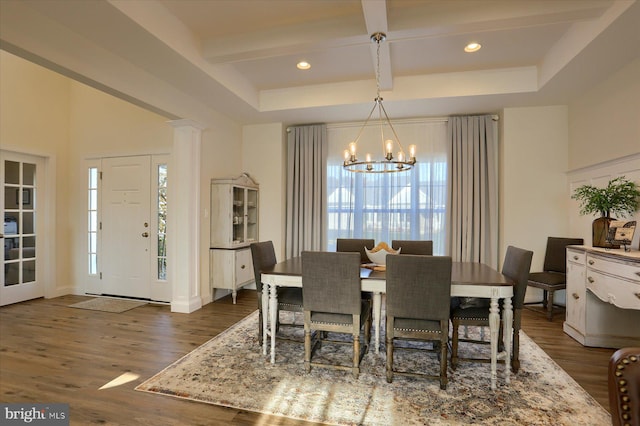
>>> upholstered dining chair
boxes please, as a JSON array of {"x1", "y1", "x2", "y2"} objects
[
  {"x1": 337, "y1": 238, "x2": 376, "y2": 302},
  {"x1": 391, "y1": 240, "x2": 433, "y2": 255},
  {"x1": 525, "y1": 236, "x2": 584, "y2": 321},
  {"x1": 250, "y1": 241, "x2": 303, "y2": 345},
  {"x1": 385, "y1": 254, "x2": 452, "y2": 389},
  {"x1": 336, "y1": 238, "x2": 375, "y2": 264},
  {"x1": 450, "y1": 245, "x2": 533, "y2": 373},
  {"x1": 609, "y1": 347, "x2": 640, "y2": 426},
  {"x1": 301, "y1": 251, "x2": 372, "y2": 378}
]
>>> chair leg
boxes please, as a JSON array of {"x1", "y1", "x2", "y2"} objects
[
  {"x1": 542, "y1": 290, "x2": 548, "y2": 309},
  {"x1": 546, "y1": 290, "x2": 554, "y2": 321},
  {"x1": 386, "y1": 318, "x2": 394, "y2": 383},
  {"x1": 304, "y1": 329, "x2": 312, "y2": 373},
  {"x1": 451, "y1": 319, "x2": 459, "y2": 370},
  {"x1": 439, "y1": 324, "x2": 448, "y2": 390},
  {"x1": 512, "y1": 314, "x2": 522, "y2": 373},
  {"x1": 258, "y1": 309, "x2": 263, "y2": 346},
  {"x1": 352, "y1": 334, "x2": 360, "y2": 379}
]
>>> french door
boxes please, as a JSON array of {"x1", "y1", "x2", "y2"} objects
[
  {"x1": 90, "y1": 155, "x2": 170, "y2": 301},
  {"x1": 1, "y1": 151, "x2": 44, "y2": 306}
]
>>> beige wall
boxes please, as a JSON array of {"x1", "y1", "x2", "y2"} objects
[
  {"x1": 568, "y1": 59, "x2": 640, "y2": 170},
  {"x1": 67, "y1": 82, "x2": 174, "y2": 295},
  {"x1": 1, "y1": 50, "x2": 72, "y2": 297},
  {"x1": 2, "y1": 50, "x2": 244, "y2": 305}
]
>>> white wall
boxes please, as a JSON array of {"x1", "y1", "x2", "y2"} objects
[
  {"x1": 568, "y1": 59, "x2": 640, "y2": 170},
  {"x1": 501, "y1": 106, "x2": 571, "y2": 303},
  {"x1": 242, "y1": 123, "x2": 287, "y2": 259},
  {"x1": 567, "y1": 59, "x2": 640, "y2": 249}
]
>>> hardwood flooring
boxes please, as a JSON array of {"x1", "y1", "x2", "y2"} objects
[{"x1": 0, "y1": 292, "x2": 614, "y2": 425}]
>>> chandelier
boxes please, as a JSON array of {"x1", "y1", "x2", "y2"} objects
[{"x1": 343, "y1": 32, "x2": 416, "y2": 173}]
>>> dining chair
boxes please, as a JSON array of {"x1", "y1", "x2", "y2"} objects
[
  {"x1": 336, "y1": 238, "x2": 375, "y2": 264},
  {"x1": 385, "y1": 254, "x2": 452, "y2": 389},
  {"x1": 250, "y1": 241, "x2": 303, "y2": 345},
  {"x1": 525, "y1": 237, "x2": 584, "y2": 321},
  {"x1": 450, "y1": 245, "x2": 533, "y2": 373},
  {"x1": 391, "y1": 240, "x2": 433, "y2": 255},
  {"x1": 301, "y1": 251, "x2": 372, "y2": 378},
  {"x1": 336, "y1": 238, "x2": 376, "y2": 303},
  {"x1": 608, "y1": 347, "x2": 640, "y2": 426}
]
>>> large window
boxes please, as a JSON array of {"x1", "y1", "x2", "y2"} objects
[{"x1": 327, "y1": 119, "x2": 448, "y2": 254}]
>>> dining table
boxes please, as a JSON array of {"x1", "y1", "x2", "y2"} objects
[{"x1": 260, "y1": 256, "x2": 514, "y2": 390}]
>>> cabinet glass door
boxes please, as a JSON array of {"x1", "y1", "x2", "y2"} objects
[
  {"x1": 232, "y1": 186, "x2": 244, "y2": 244},
  {"x1": 246, "y1": 188, "x2": 258, "y2": 243}
]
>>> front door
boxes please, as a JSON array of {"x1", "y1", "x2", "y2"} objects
[
  {"x1": 101, "y1": 156, "x2": 151, "y2": 299},
  {"x1": 1, "y1": 151, "x2": 44, "y2": 306}
]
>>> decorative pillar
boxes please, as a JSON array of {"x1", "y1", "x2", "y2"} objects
[{"x1": 168, "y1": 119, "x2": 205, "y2": 313}]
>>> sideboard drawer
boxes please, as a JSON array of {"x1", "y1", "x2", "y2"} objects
[
  {"x1": 567, "y1": 249, "x2": 586, "y2": 265},
  {"x1": 586, "y1": 270, "x2": 640, "y2": 310},
  {"x1": 587, "y1": 254, "x2": 640, "y2": 282}
]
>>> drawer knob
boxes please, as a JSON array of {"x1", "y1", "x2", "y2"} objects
[
  {"x1": 572, "y1": 293, "x2": 580, "y2": 300},
  {"x1": 241, "y1": 264, "x2": 246, "y2": 269},
  {"x1": 587, "y1": 276, "x2": 595, "y2": 283},
  {"x1": 573, "y1": 255, "x2": 579, "y2": 260},
  {"x1": 588, "y1": 260, "x2": 595, "y2": 265},
  {"x1": 635, "y1": 293, "x2": 640, "y2": 300}
]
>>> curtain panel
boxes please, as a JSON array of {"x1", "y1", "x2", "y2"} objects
[
  {"x1": 447, "y1": 115, "x2": 499, "y2": 268},
  {"x1": 286, "y1": 124, "x2": 327, "y2": 258}
]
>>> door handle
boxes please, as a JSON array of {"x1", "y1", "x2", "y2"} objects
[{"x1": 141, "y1": 232, "x2": 149, "y2": 238}]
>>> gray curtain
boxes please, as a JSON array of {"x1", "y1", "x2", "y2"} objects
[
  {"x1": 447, "y1": 115, "x2": 499, "y2": 268},
  {"x1": 286, "y1": 124, "x2": 327, "y2": 258}
]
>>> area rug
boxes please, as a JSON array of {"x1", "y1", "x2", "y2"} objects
[
  {"x1": 69, "y1": 297, "x2": 147, "y2": 313},
  {"x1": 135, "y1": 311, "x2": 610, "y2": 425}
]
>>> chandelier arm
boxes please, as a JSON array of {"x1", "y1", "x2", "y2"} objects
[
  {"x1": 353, "y1": 101, "x2": 380, "y2": 146},
  {"x1": 378, "y1": 101, "x2": 405, "y2": 155}
]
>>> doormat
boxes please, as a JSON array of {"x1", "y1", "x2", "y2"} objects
[{"x1": 69, "y1": 297, "x2": 147, "y2": 313}]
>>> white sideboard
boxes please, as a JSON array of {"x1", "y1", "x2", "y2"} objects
[{"x1": 564, "y1": 246, "x2": 640, "y2": 348}]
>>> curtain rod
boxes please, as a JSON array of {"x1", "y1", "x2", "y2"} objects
[{"x1": 287, "y1": 114, "x2": 499, "y2": 132}]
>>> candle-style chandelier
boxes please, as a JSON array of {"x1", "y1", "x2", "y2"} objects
[{"x1": 343, "y1": 32, "x2": 416, "y2": 173}]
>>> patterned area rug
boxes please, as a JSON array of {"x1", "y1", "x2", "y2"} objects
[
  {"x1": 136, "y1": 311, "x2": 610, "y2": 425},
  {"x1": 69, "y1": 297, "x2": 147, "y2": 313}
]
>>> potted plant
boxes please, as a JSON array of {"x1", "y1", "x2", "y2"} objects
[{"x1": 571, "y1": 176, "x2": 640, "y2": 248}]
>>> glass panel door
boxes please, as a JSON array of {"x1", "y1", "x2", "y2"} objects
[{"x1": 1, "y1": 151, "x2": 43, "y2": 305}]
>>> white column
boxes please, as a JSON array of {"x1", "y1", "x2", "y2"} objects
[{"x1": 168, "y1": 119, "x2": 205, "y2": 313}]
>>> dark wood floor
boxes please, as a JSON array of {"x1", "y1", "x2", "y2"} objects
[{"x1": 0, "y1": 291, "x2": 615, "y2": 425}]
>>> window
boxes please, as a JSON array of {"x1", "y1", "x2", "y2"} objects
[
  {"x1": 87, "y1": 167, "x2": 99, "y2": 275},
  {"x1": 156, "y1": 163, "x2": 167, "y2": 280},
  {"x1": 326, "y1": 119, "x2": 448, "y2": 254}
]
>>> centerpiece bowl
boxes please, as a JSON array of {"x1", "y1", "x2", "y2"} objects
[{"x1": 365, "y1": 243, "x2": 401, "y2": 266}]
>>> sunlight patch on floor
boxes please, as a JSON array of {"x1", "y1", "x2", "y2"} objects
[{"x1": 99, "y1": 372, "x2": 140, "y2": 390}]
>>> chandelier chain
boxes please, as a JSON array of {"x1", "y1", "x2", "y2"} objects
[{"x1": 342, "y1": 32, "x2": 416, "y2": 173}]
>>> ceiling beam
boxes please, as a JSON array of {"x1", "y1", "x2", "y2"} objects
[{"x1": 361, "y1": 0, "x2": 392, "y2": 91}]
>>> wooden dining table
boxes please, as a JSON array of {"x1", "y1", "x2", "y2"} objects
[{"x1": 260, "y1": 256, "x2": 514, "y2": 390}]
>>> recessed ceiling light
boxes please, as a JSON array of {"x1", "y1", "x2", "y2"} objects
[
  {"x1": 297, "y1": 61, "x2": 311, "y2": 70},
  {"x1": 464, "y1": 42, "x2": 481, "y2": 53}
]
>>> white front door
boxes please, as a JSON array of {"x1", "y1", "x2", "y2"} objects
[
  {"x1": 101, "y1": 156, "x2": 151, "y2": 299},
  {"x1": 1, "y1": 151, "x2": 45, "y2": 306}
]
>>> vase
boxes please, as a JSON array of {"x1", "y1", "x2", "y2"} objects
[{"x1": 592, "y1": 216, "x2": 620, "y2": 248}]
